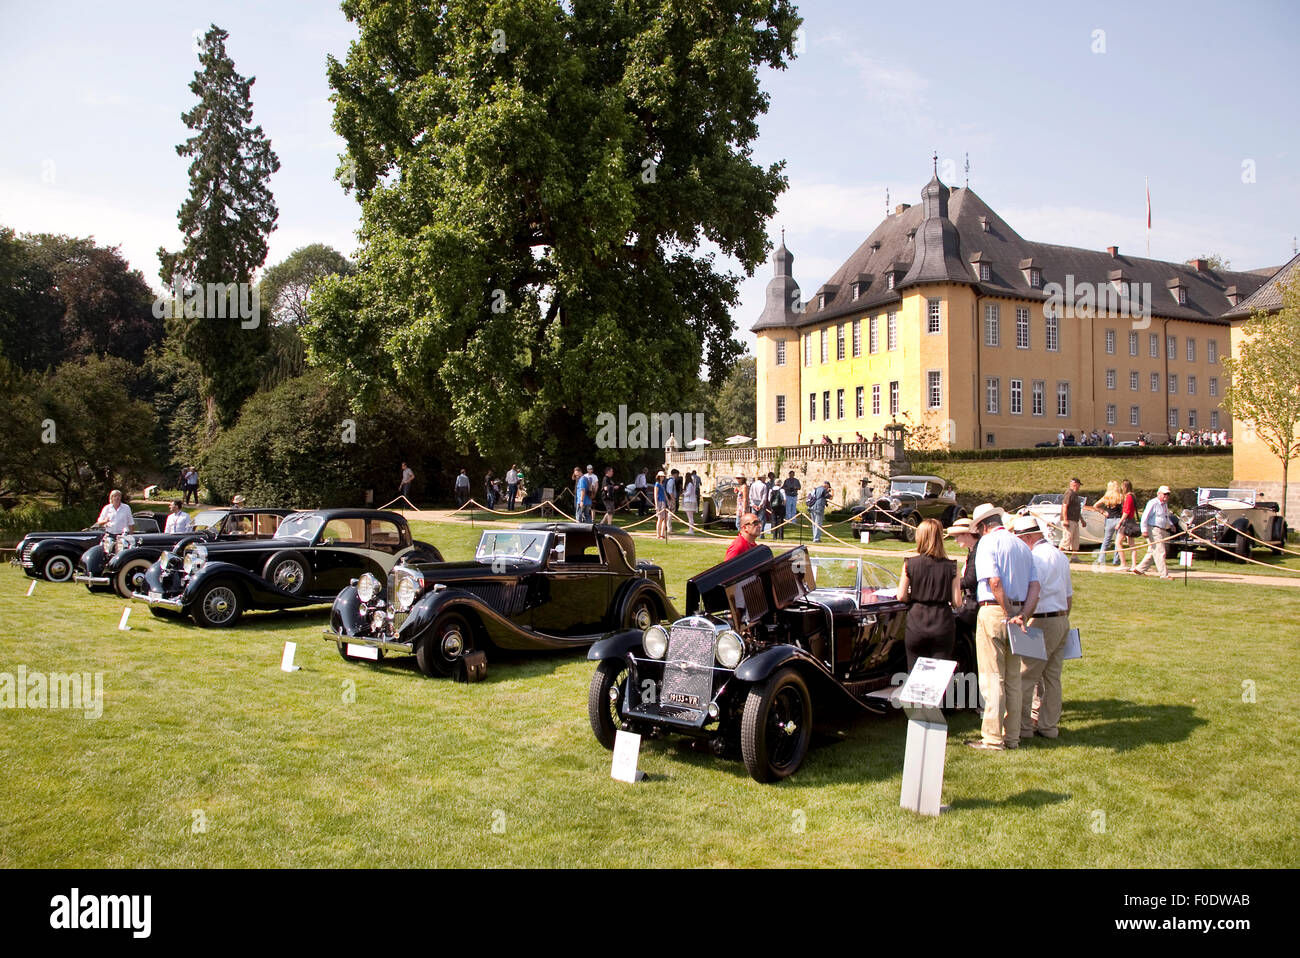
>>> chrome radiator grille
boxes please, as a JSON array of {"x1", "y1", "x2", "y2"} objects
[{"x1": 659, "y1": 622, "x2": 714, "y2": 712}]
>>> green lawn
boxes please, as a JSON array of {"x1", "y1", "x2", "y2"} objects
[{"x1": 2, "y1": 522, "x2": 1297, "y2": 867}]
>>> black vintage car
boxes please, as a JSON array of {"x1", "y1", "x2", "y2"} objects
[
  {"x1": 328, "y1": 522, "x2": 676, "y2": 681},
  {"x1": 15, "y1": 511, "x2": 165, "y2": 583},
  {"x1": 76, "y1": 508, "x2": 290, "y2": 597},
  {"x1": 588, "y1": 546, "x2": 969, "y2": 782},
  {"x1": 133, "y1": 509, "x2": 443, "y2": 627},
  {"x1": 851, "y1": 474, "x2": 964, "y2": 541}
]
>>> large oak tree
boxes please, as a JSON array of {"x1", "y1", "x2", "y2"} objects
[{"x1": 307, "y1": 0, "x2": 800, "y2": 467}]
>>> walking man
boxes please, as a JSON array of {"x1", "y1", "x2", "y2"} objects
[
  {"x1": 968, "y1": 504, "x2": 1040, "y2": 751},
  {"x1": 808, "y1": 480, "x2": 832, "y2": 543},
  {"x1": 506, "y1": 464, "x2": 519, "y2": 511},
  {"x1": 1060, "y1": 477, "x2": 1083, "y2": 561},
  {"x1": 1134, "y1": 485, "x2": 1175, "y2": 579},
  {"x1": 454, "y1": 469, "x2": 470, "y2": 507},
  {"x1": 1013, "y1": 515, "x2": 1072, "y2": 740},
  {"x1": 399, "y1": 462, "x2": 415, "y2": 501},
  {"x1": 748, "y1": 473, "x2": 770, "y2": 539},
  {"x1": 781, "y1": 470, "x2": 801, "y2": 532}
]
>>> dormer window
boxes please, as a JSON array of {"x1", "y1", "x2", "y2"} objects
[
  {"x1": 979, "y1": 216, "x2": 990, "y2": 233},
  {"x1": 1178, "y1": 288, "x2": 1187, "y2": 305},
  {"x1": 850, "y1": 273, "x2": 872, "y2": 301},
  {"x1": 1226, "y1": 285, "x2": 1240, "y2": 307},
  {"x1": 980, "y1": 263, "x2": 991, "y2": 282},
  {"x1": 1019, "y1": 258, "x2": 1040, "y2": 289},
  {"x1": 886, "y1": 272, "x2": 895, "y2": 290},
  {"x1": 1166, "y1": 278, "x2": 1187, "y2": 305},
  {"x1": 818, "y1": 293, "x2": 827, "y2": 311},
  {"x1": 970, "y1": 252, "x2": 988, "y2": 282},
  {"x1": 815, "y1": 283, "x2": 839, "y2": 311},
  {"x1": 906, "y1": 229, "x2": 916, "y2": 243}
]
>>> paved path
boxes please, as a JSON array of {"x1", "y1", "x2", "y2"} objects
[{"x1": 400, "y1": 508, "x2": 1300, "y2": 589}]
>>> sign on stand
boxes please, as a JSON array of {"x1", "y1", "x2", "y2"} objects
[
  {"x1": 898, "y1": 657, "x2": 957, "y2": 817},
  {"x1": 611, "y1": 730, "x2": 646, "y2": 783},
  {"x1": 1179, "y1": 548, "x2": 1192, "y2": 585}
]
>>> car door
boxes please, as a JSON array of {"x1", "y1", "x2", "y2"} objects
[
  {"x1": 310, "y1": 517, "x2": 376, "y2": 593},
  {"x1": 530, "y1": 531, "x2": 613, "y2": 635}
]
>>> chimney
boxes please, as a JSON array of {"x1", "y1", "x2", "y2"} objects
[
  {"x1": 894, "y1": 203, "x2": 911, "y2": 215},
  {"x1": 1107, "y1": 246, "x2": 1119, "y2": 258},
  {"x1": 1190, "y1": 258, "x2": 1209, "y2": 272}
]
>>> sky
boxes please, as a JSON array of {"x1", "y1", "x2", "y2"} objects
[{"x1": 1, "y1": 0, "x2": 1297, "y2": 357}]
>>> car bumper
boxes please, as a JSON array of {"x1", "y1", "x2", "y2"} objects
[
  {"x1": 132, "y1": 590, "x2": 185, "y2": 611},
  {"x1": 322, "y1": 629, "x2": 414, "y2": 654},
  {"x1": 851, "y1": 521, "x2": 900, "y2": 532},
  {"x1": 74, "y1": 574, "x2": 111, "y2": 586}
]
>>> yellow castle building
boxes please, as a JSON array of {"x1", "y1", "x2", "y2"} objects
[{"x1": 754, "y1": 171, "x2": 1276, "y2": 451}]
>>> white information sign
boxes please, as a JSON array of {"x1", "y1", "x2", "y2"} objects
[
  {"x1": 1179, "y1": 550, "x2": 1193, "y2": 568},
  {"x1": 898, "y1": 657, "x2": 958, "y2": 709},
  {"x1": 1063, "y1": 628, "x2": 1082, "y2": 660},
  {"x1": 26, "y1": 581, "x2": 36, "y2": 597},
  {"x1": 280, "y1": 641, "x2": 301, "y2": 672},
  {"x1": 1007, "y1": 623, "x2": 1046, "y2": 660},
  {"x1": 611, "y1": 729, "x2": 644, "y2": 783},
  {"x1": 117, "y1": 607, "x2": 132, "y2": 631}
]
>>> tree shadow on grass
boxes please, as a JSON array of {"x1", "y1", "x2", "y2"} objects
[{"x1": 1054, "y1": 698, "x2": 1206, "y2": 752}]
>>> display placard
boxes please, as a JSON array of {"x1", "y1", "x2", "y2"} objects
[
  {"x1": 1063, "y1": 628, "x2": 1082, "y2": 660},
  {"x1": 1007, "y1": 622, "x2": 1046, "y2": 660},
  {"x1": 1179, "y1": 550, "x2": 1193, "y2": 568},
  {"x1": 280, "y1": 641, "x2": 301, "y2": 672},
  {"x1": 117, "y1": 607, "x2": 132, "y2": 632},
  {"x1": 26, "y1": 581, "x2": 36, "y2": 597},
  {"x1": 611, "y1": 730, "x2": 644, "y2": 783},
  {"x1": 898, "y1": 657, "x2": 958, "y2": 709}
]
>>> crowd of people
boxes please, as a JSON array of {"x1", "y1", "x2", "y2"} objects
[{"x1": 1173, "y1": 428, "x2": 1229, "y2": 447}]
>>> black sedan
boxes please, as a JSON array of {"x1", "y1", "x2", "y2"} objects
[
  {"x1": 587, "y1": 545, "x2": 974, "y2": 782},
  {"x1": 328, "y1": 522, "x2": 676, "y2": 681},
  {"x1": 76, "y1": 508, "x2": 290, "y2": 597},
  {"x1": 15, "y1": 512, "x2": 164, "y2": 583},
  {"x1": 132, "y1": 509, "x2": 443, "y2": 627}
]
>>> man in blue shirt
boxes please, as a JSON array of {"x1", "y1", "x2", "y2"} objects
[
  {"x1": 969, "y1": 503, "x2": 1041, "y2": 751},
  {"x1": 1133, "y1": 485, "x2": 1175, "y2": 579}
]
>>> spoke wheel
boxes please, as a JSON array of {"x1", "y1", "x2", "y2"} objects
[
  {"x1": 588, "y1": 659, "x2": 632, "y2": 750},
  {"x1": 114, "y1": 558, "x2": 154, "y2": 599},
  {"x1": 899, "y1": 516, "x2": 918, "y2": 543},
  {"x1": 416, "y1": 612, "x2": 471, "y2": 678},
  {"x1": 193, "y1": 582, "x2": 242, "y2": 628},
  {"x1": 263, "y1": 551, "x2": 312, "y2": 595},
  {"x1": 741, "y1": 668, "x2": 812, "y2": 782},
  {"x1": 42, "y1": 554, "x2": 75, "y2": 583}
]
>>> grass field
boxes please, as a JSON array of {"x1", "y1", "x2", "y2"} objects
[{"x1": 2, "y1": 519, "x2": 1298, "y2": 868}]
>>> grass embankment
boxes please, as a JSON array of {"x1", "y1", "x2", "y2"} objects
[{"x1": 2, "y1": 520, "x2": 1297, "y2": 867}]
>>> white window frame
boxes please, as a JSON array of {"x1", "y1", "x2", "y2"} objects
[
  {"x1": 1208, "y1": 339, "x2": 1218, "y2": 364},
  {"x1": 1031, "y1": 380, "x2": 1045, "y2": 417},
  {"x1": 855, "y1": 385, "x2": 863, "y2": 417},
  {"x1": 984, "y1": 303, "x2": 1000, "y2": 347},
  {"x1": 775, "y1": 339, "x2": 786, "y2": 366},
  {"x1": 1106, "y1": 403, "x2": 1116, "y2": 425},
  {"x1": 1105, "y1": 329, "x2": 1116, "y2": 354},
  {"x1": 1129, "y1": 330, "x2": 1138, "y2": 356},
  {"x1": 852, "y1": 320, "x2": 861, "y2": 357},
  {"x1": 1106, "y1": 368, "x2": 1116, "y2": 390},
  {"x1": 1010, "y1": 378, "x2": 1023, "y2": 415},
  {"x1": 927, "y1": 299, "x2": 942, "y2": 335},
  {"x1": 869, "y1": 316, "x2": 879, "y2": 354},
  {"x1": 1045, "y1": 311, "x2": 1059, "y2": 352},
  {"x1": 871, "y1": 384, "x2": 881, "y2": 416},
  {"x1": 1016, "y1": 307, "x2": 1030, "y2": 349},
  {"x1": 927, "y1": 370, "x2": 942, "y2": 409},
  {"x1": 775, "y1": 395, "x2": 786, "y2": 423},
  {"x1": 1129, "y1": 370, "x2": 1139, "y2": 391},
  {"x1": 889, "y1": 381, "x2": 899, "y2": 417},
  {"x1": 887, "y1": 312, "x2": 898, "y2": 351},
  {"x1": 1057, "y1": 381, "x2": 1070, "y2": 418},
  {"x1": 986, "y1": 376, "x2": 1000, "y2": 415}
]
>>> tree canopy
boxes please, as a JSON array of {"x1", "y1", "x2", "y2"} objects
[
  {"x1": 1221, "y1": 273, "x2": 1300, "y2": 517},
  {"x1": 158, "y1": 24, "x2": 280, "y2": 429},
  {"x1": 307, "y1": 0, "x2": 800, "y2": 467}
]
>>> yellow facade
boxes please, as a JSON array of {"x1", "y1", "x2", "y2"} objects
[{"x1": 763, "y1": 287, "x2": 1232, "y2": 450}]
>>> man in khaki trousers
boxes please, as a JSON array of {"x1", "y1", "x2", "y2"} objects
[{"x1": 1013, "y1": 515, "x2": 1073, "y2": 739}]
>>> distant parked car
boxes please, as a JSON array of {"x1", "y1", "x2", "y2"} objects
[
  {"x1": 1177, "y1": 488, "x2": 1288, "y2": 561},
  {"x1": 76, "y1": 507, "x2": 290, "y2": 598},
  {"x1": 1018, "y1": 493, "x2": 1105, "y2": 548},
  {"x1": 328, "y1": 522, "x2": 675, "y2": 680},
  {"x1": 15, "y1": 512, "x2": 165, "y2": 583},
  {"x1": 133, "y1": 509, "x2": 443, "y2": 627},
  {"x1": 851, "y1": 475, "x2": 964, "y2": 541}
]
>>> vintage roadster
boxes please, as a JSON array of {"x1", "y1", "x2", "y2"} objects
[
  {"x1": 587, "y1": 545, "x2": 968, "y2": 782},
  {"x1": 851, "y1": 475, "x2": 964, "y2": 541},
  {"x1": 327, "y1": 523, "x2": 675, "y2": 681},
  {"x1": 132, "y1": 509, "x2": 443, "y2": 627},
  {"x1": 1178, "y1": 487, "x2": 1289, "y2": 560},
  {"x1": 76, "y1": 508, "x2": 289, "y2": 597},
  {"x1": 15, "y1": 512, "x2": 164, "y2": 583}
]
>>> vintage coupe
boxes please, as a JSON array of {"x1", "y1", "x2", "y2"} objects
[
  {"x1": 133, "y1": 509, "x2": 443, "y2": 627},
  {"x1": 1017, "y1": 493, "x2": 1106, "y2": 549},
  {"x1": 76, "y1": 508, "x2": 289, "y2": 597},
  {"x1": 587, "y1": 546, "x2": 965, "y2": 782},
  {"x1": 851, "y1": 475, "x2": 963, "y2": 541},
  {"x1": 328, "y1": 522, "x2": 676, "y2": 681},
  {"x1": 1178, "y1": 487, "x2": 1289, "y2": 560},
  {"x1": 15, "y1": 511, "x2": 164, "y2": 583}
]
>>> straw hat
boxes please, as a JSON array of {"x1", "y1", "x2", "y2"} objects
[
  {"x1": 970, "y1": 502, "x2": 1003, "y2": 529},
  {"x1": 945, "y1": 517, "x2": 973, "y2": 537},
  {"x1": 1011, "y1": 513, "x2": 1045, "y2": 537}
]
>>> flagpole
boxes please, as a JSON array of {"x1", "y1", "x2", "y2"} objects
[{"x1": 1146, "y1": 176, "x2": 1151, "y2": 258}]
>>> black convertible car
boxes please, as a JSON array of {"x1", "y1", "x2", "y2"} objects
[
  {"x1": 15, "y1": 511, "x2": 165, "y2": 583},
  {"x1": 328, "y1": 522, "x2": 676, "y2": 681},
  {"x1": 133, "y1": 509, "x2": 442, "y2": 627},
  {"x1": 76, "y1": 508, "x2": 289, "y2": 597},
  {"x1": 588, "y1": 545, "x2": 972, "y2": 782}
]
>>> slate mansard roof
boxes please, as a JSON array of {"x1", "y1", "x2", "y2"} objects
[
  {"x1": 754, "y1": 175, "x2": 1276, "y2": 332},
  {"x1": 1222, "y1": 250, "x2": 1300, "y2": 319}
]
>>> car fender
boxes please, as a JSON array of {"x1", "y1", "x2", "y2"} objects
[
  {"x1": 80, "y1": 544, "x2": 109, "y2": 577},
  {"x1": 331, "y1": 585, "x2": 364, "y2": 637},
  {"x1": 612, "y1": 579, "x2": 674, "y2": 627},
  {"x1": 735, "y1": 645, "x2": 877, "y2": 713},
  {"x1": 181, "y1": 561, "x2": 299, "y2": 609},
  {"x1": 588, "y1": 629, "x2": 644, "y2": 661},
  {"x1": 108, "y1": 546, "x2": 163, "y2": 575},
  {"x1": 29, "y1": 538, "x2": 81, "y2": 568}
]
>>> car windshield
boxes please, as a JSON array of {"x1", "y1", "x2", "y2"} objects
[
  {"x1": 275, "y1": 513, "x2": 324, "y2": 541},
  {"x1": 1029, "y1": 494, "x2": 1062, "y2": 506},
  {"x1": 890, "y1": 480, "x2": 931, "y2": 496},
  {"x1": 809, "y1": 557, "x2": 899, "y2": 592},
  {"x1": 191, "y1": 510, "x2": 228, "y2": 531},
  {"x1": 475, "y1": 530, "x2": 549, "y2": 562}
]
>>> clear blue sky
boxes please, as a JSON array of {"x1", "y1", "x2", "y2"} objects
[{"x1": 2, "y1": 0, "x2": 1296, "y2": 355}]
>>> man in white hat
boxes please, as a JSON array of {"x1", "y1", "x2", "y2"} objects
[
  {"x1": 1013, "y1": 514, "x2": 1072, "y2": 739},
  {"x1": 968, "y1": 503, "x2": 1040, "y2": 750},
  {"x1": 1134, "y1": 485, "x2": 1175, "y2": 579}
]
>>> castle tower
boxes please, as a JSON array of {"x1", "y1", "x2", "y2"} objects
[{"x1": 753, "y1": 239, "x2": 803, "y2": 447}]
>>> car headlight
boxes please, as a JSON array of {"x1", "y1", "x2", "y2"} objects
[
  {"x1": 715, "y1": 629, "x2": 745, "y2": 669},
  {"x1": 643, "y1": 624, "x2": 669, "y2": 659},
  {"x1": 357, "y1": 573, "x2": 381, "y2": 603},
  {"x1": 183, "y1": 545, "x2": 208, "y2": 575},
  {"x1": 889, "y1": 498, "x2": 901, "y2": 511},
  {"x1": 122, "y1": 535, "x2": 137, "y2": 551},
  {"x1": 101, "y1": 534, "x2": 113, "y2": 550},
  {"x1": 394, "y1": 572, "x2": 422, "y2": 612},
  {"x1": 370, "y1": 610, "x2": 387, "y2": 633},
  {"x1": 159, "y1": 551, "x2": 173, "y2": 567}
]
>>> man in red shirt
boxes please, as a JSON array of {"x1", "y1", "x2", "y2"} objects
[{"x1": 724, "y1": 513, "x2": 762, "y2": 561}]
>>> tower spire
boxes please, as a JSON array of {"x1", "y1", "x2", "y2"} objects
[
  {"x1": 932, "y1": 151, "x2": 938, "y2": 175},
  {"x1": 964, "y1": 152, "x2": 970, "y2": 188}
]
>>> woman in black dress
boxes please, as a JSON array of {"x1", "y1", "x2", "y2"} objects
[{"x1": 897, "y1": 517, "x2": 962, "y2": 671}]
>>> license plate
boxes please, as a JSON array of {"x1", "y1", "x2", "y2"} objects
[
  {"x1": 346, "y1": 643, "x2": 380, "y2": 661},
  {"x1": 149, "y1": 591, "x2": 162, "y2": 601}
]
